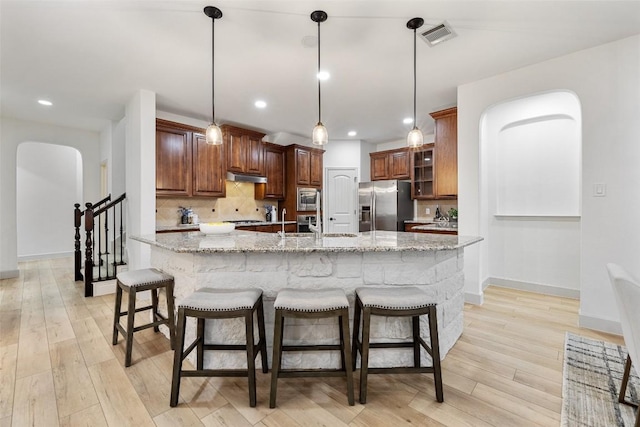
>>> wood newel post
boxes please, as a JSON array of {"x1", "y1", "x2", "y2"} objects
[
  {"x1": 74, "y1": 203, "x2": 84, "y2": 281},
  {"x1": 84, "y1": 202, "x2": 94, "y2": 297}
]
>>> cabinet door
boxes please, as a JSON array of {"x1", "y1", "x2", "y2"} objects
[
  {"x1": 370, "y1": 152, "x2": 389, "y2": 181},
  {"x1": 156, "y1": 127, "x2": 192, "y2": 196},
  {"x1": 246, "y1": 135, "x2": 264, "y2": 175},
  {"x1": 389, "y1": 150, "x2": 411, "y2": 179},
  {"x1": 263, "y1": 146, "x2": 285, "y2": 199},
  {"x1": 296, "y1": 149, "x2": 310, "y2": 185},
  {"x1": 226, "y1": 128, "x2": 247, "y2": 173},
  {"x1": 192, "y1": 133, "x2": 225, "y2": 197},
  {"x1": 411, "y1": 146, "x2": 435, "y2": 199},
  {"x1": 309, "y1": 150, "x2": 323, "y2": 187},
  {"x1": 431, "y1": 107, "x2": 458, "y2": 198}
]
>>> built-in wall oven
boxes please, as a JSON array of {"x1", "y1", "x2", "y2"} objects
[
  {"x1": 296, "y1": 214, "x2": 317, "y2": 233},
  {"x1": 297, "y1": 187, "x2": 319, "y2": 211}
]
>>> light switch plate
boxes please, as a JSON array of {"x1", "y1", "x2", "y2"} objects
[{"x1": 593, "y1": 183, "x2": 606, "y2": 197}]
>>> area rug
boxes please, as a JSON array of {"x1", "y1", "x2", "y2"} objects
[{"x1": 562, "y1": 332, "x2": 639, "y2": 426}]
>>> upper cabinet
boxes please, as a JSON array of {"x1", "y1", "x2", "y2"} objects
[
  {"x1": 370, "y1": 148, "x2": 411, "y2": 181},
  {"x1": 288, "y1": 145, "x2": 324, "y2": 187},
  {"x1": 411, "y1": 107, "x2": 457, "y2": 200},
  {"x1": 255, "y1": 143, "x2": 286, "y2": 200},
  {"x1": 222, "y1": 125, "x2": 265, "y2": 176},
  {"x1": 156, "y1": 119, "x2": 225, "y2": 198}
]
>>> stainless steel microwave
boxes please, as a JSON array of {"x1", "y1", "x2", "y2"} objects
[{"x1": 297, "y1": 187, "x2": 319, "y2": 211}]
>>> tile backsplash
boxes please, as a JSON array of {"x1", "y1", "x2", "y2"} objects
[
  {"x1": 156, "y1": 182, "x2": 278, "y2": 226},
  {"x1": 415, "y1": 200, "x2": 458, "y2": 221}
]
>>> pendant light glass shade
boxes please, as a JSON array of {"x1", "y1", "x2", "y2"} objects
[
  {"x1": 407, "y1": 126, "x2": 424, "y2": 148},
  {"x1": 204, "y1": 6, "x2": 223, "y2": 145},
  {"x1": 406, "y1": 17, "x2": 424, "y2": 148},
  {"x1": 311, "y1": 11, "x2": 328, "y2": 146},
  {"x1": 312, "y1": 122, "x2": 328, "y2": 146},
  {"x1": 206, "y1": 123, "x2": 223, "y2": 145}
]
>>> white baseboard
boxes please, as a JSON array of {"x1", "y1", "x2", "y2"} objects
[
  {"x1": 578, "y1": 313, "x2": 622, "y2": 336},
  {"x1": 0, "y1": 269, "x2": 20, "y2": 279},
  {"x1": 489, "y1": 277, "x2": 580, "y2": 299},
  {"x1": 93, "y1": 279, "x2": 116, "y2": 296},
  {"x1": 465, "y1": 291, "x2": 484, "y2": 305},
  {"x1": 18, "y1": 251, "x2": 73, "y2": 262}
]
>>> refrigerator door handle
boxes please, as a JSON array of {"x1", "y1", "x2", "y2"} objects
[{"x1": 371, "y1": 189, "x2": 376, "y2": 232}]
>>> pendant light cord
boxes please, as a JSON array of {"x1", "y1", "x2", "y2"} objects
[
  {"x1": 412, "y1": 27, "x2": 417, "y2": 128},
  {"x1": 317, "y1": 20, "x2": 321, "y2": 124},
  {"x1": 211, "y1": 17, "x2": 216, "y2": 124}
]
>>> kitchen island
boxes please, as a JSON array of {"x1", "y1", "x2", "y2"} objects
[{"x1": 131, "y1": 230, "x2": 482, "y2": 370}]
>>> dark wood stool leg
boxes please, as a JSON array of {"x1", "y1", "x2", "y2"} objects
[
  {"x1": 428, "y1": 305, "x2": 443, "y2": 402},
  {"x1": 339, "y1": 315, "x2": 346, "y2": 371},
  {"x1": 412, "y1": 315, "x2": 421, "y2": 368},
  {"x1": 124, "y1": 288, "x2": 136, "y2": 367},
  {"x1": 257, "y1": 296, "x2": 269, "y2": 373},
  {"x1": 165, "y1": 282, "x2": 176, "y2": 350},
  {"x1": 359, "y1": 306, "x2": 372, "y2": 404},
  {"x1": 339, "y1": 308, "x2": 355, "y2": 406},
  {"x1": 112, "y1": 282, "x2": 123, "y2": 345},
  {"x1": 269, "y1": 309, "x2": 285, "y2": 408},
  {"x1": 351, "y1": 296, "x2": 362, "y2": 371},
  {"x1": 151, "y1": 287, "x2": 160, "y2": 332},
  {"x1": 170, "y1": 308, "x2": 187, "y2": 407},
  {"x1": 245, "y1": 309, "x2": 257, "y2": 407},
  {"x1": 197, "y1": 318, "x2": 205, "y2": 371}
]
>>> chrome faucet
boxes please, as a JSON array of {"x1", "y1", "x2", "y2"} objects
[
  {"x1": 308, "y1": 190, "x2": 322, "y2": 240},
  {"x1": 278, "y1": 208, "x2": 287, "y2": 238}
]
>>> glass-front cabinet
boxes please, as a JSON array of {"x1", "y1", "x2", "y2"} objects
[{"x1": 412, "y1": 144, "x2": 434, "y2": 199}]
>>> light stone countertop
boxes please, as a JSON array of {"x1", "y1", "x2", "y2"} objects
[
  {"x1": 156, "y1": 220, "x2": 297, "y2": 233},
  {"x1": 132, "y1": 230, "x2": 482, "y2": 253}
]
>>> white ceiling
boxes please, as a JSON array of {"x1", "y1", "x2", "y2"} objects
[{"x1": 2, "y1": 1, "x2": 640, "y2": 144}]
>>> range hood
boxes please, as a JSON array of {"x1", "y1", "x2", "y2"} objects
[{"x1": 226, "y1": 171, "x2": 267, "y2": 184}]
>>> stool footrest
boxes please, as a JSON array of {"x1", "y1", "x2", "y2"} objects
[
  {"x1": 118, "y1": 304, "x2": 154, "y2": 317},
  {"x1": 277, "y1": 369, "x2": 349, "y2": 378},
  {"x1": 367, "y1": 366, "x2": 435, "y2": 375},
  {"x1": 282, "y1": 344, "x2": 342, "y2": 352},
  {"x1": 181, "y1": 369, "x2": 253, "y2": 378},
  {"x1": 132, "y1": 319, "x2": 169, "y2": 333}
]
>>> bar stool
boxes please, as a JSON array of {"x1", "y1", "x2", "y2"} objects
[
  {"x1": 269, "y1": 288, "x2": 355, "y2": 408},
  {"x1": 170, "y1": 288, "x2": 268, "y2": 408},
  {"x1": 352, "y1": 286, "x2": 443, "y2": 404},
  {"x1": 112, "y1": 268, "x2": 176, "y2": 367}
]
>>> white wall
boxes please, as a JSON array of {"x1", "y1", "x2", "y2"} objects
[
  {"x1": 16, "y1": 142, "x2": 82, "y2": 259},
  {"x1": 458, "y1": 34, "x2": 640, "y2": 332},
  {"x1": 322, "y1": 139, "x2": 363, "y2": 181},
  {"x1": 0, "y1": 117, "x2": 101, "y2": 278},
  {"x1": 112, "y1": 118, "x2": 126, "y2": 196}
]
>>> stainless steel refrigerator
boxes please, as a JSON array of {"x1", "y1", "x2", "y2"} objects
[{"x1": 358, "y1": 180, "x2": 413, "y2": 232}]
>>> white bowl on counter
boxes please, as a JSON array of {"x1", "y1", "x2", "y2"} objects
[{"x1": 199, "y1": 222, "x2": 235, "y2": 235}]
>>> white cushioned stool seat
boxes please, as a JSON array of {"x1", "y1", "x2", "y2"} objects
[
  {"x1": 356, "y1": 286, "x2": 434, "y2": 310},
  {"x1": 116, "y1": 268, "x2": 173, "y2": 288},
  {"x1": 274, "y1": 288, "x2": 349, "y2": 312},
  {"x1": 179, "y1": 288, "x2": 262, "y2": 312}
]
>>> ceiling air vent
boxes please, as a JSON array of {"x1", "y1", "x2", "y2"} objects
[{"x1": 419, "y1": 22, "x2": 456, "y2": 46}]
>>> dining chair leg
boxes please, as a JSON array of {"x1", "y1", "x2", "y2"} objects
[
  {"x1": 428, "y1": 305, "x2": 444, "y2": 403},
  {"x1": 351, "y1": 296, "x2": 362, "y2": 371},
  {"x1": 112, "y1": 283, "x2": 123, "y2": 345},
  {"x1": 124, "y1": 288, "x2": 136, "y2": 367},
  {"x1": 340, "y1": 308, "x2": 355, "y2": 406},
  {"x1": 359, "y1": 306, "x2": 372, "y2": 404},
  {"x1": 245, "y1": 310, "x2": 257, "y2": 407},
  {"x1": 257, "y1": 297, "x2": 269, "y2": 373},
  {"x1": 170, "y1": 308, "x2": 187, "y2": 407},
  {"x1": 269, "y1": 310, "x2": 284, "y2": 408}
]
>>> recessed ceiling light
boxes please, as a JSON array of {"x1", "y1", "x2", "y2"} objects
[
  {"x1": 403, "y1": 117, "x2": 413, "y2": 124},
  {"x1": 317, "y1": 71, "x2": 330, "y2": 81},
  {"x1": 38, "y1": 99, "x2": 53, "y2": 106},
  {"x1": 254, "y1": 100, "x2": 267, "y2": 109},
  {"x1": 348, "y1": 131, "x2": 357, "y2": 137}
]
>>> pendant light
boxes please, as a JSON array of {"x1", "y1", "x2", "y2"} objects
[
  {"x1": 204, "y1": 6, "x2": 223, "y2": 145},
  {"x1": 311, "y1": 10, "x2": 328, "y2": 146},
  {"x1": 406, "y1": 17, "x2": 424, "y2": 148}
]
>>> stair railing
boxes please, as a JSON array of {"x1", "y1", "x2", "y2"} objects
[{"x1": 74, "y1": 193, "x2": 127, "y2": 297}]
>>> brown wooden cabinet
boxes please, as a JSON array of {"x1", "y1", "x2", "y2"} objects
[
  {"x1": 370, "y1": 148, "x2": 411, "y2": 181},
  {"x1": 255, "y1": 143, "x2": 285, "y2": 200},
  {"x1": 156, "y1": 119, "x2": 225, "y2": 198},
  {"x1": 411, "y1": 107, "x2": 457, "y2": 200},
  {"x1": 287, "y1": 145, "x2": 324, "y2": 187},
  {"x1": 222, "y1": 124, "x2": 265, "y2": 176}
]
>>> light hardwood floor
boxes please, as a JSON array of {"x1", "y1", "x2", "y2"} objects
[{"x1": 0, "y1": 257, "x2": 624, "y2": 426}]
